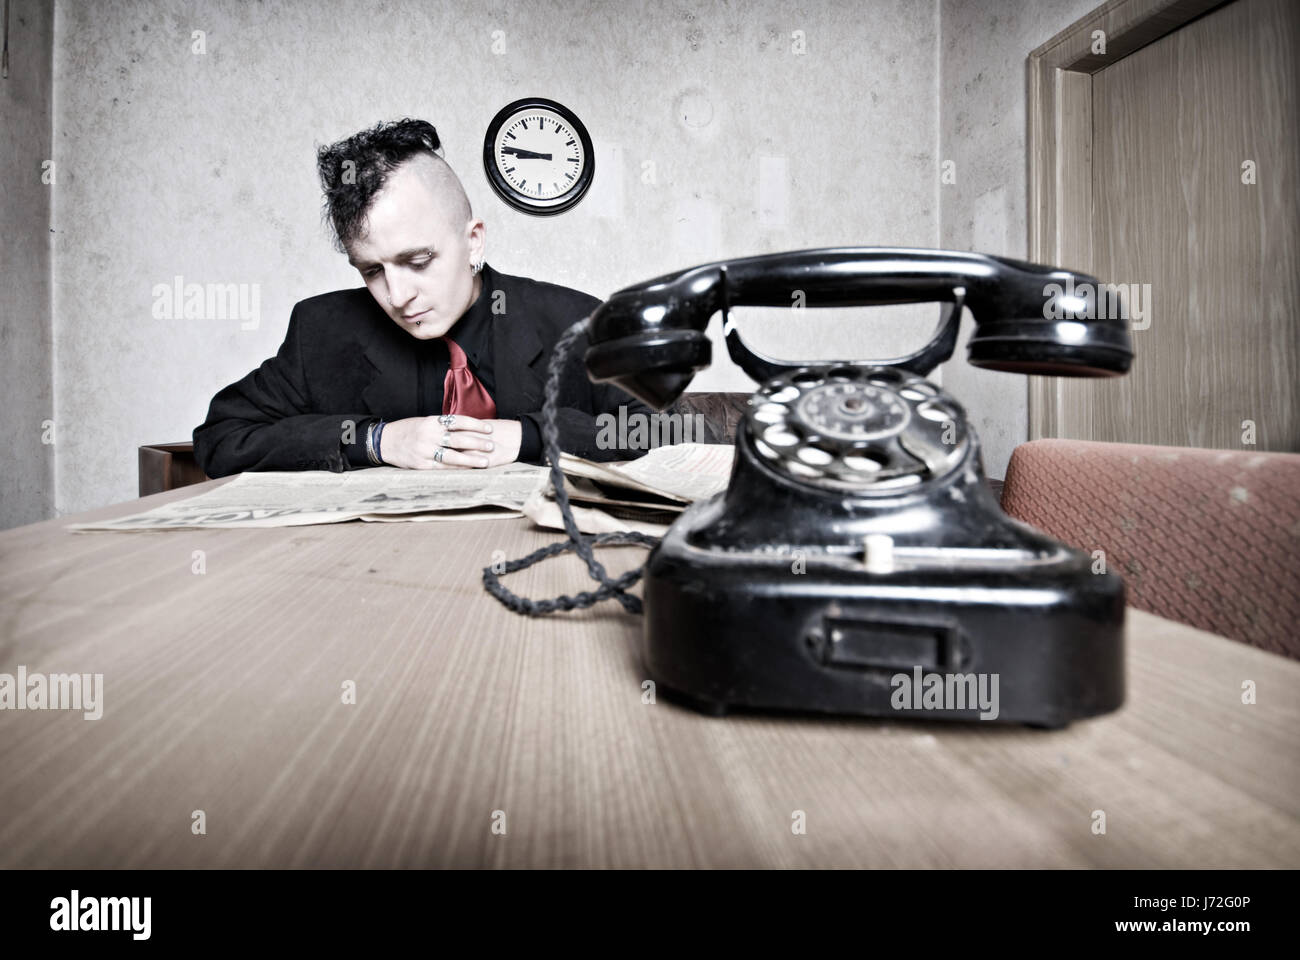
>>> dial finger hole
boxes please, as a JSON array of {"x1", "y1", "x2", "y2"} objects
[
  {"x1": 752, "y1": 402, "x2": 788, "y2": 424},
  {"x1": 842, "y1": 454, "x2": 885, "y2": 473},
  {"x1": 753, "y1": 438, "x2": 779, "y2": 460},
  {"x1": 796, "y1": 446, "x2": 834, "y2": 466},
  {"x1": 763, "y1": 426, "x2": 800, "y2": 447},
  {"x1": 863, "y1": 468, "x2": 925, "y2": 486},
  {"x1": 792, "y1": 371, "x2": 823, "y2": 388},
  {"x1": 765, "y1": 385, "x2": 800, "y2": 403},
  {"x1": 867, "y1": 369, "x2": 904, "y2": 385},
  {"x1": 899, "y1": 387, "x2": 929, "y2": 401},
  {"x1": 873, "y1": 473, "x2": 923, "y2": 490},
  {"x1": 827, "y1": 366, "x2": 862, "y2": 380},
  {"x1": 917, "y1": 400, "x2": 957, "y2": 422},
  {"x1": 785, "y1": 461, "x2": 823, "y2": 478}
]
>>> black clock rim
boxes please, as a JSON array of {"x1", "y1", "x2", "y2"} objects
[{"x1": 482, "y1": 97, "x2": 595, "y2": 216}]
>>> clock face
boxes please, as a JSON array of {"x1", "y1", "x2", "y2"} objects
[{"x1": 483, "y1": 98, "x2": 594, "y2": 215}]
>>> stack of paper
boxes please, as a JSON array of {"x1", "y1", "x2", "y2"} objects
[
  {"x1": 64, "y1": 445, "x2": 734, "y2": 534},
  {"x1": 524, "y1": 444, "x2": 735, "y2": 536}
]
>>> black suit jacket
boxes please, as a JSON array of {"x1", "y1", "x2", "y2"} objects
[{"x1": 192, "y1": 263, "x2": 655, "y2": 477}]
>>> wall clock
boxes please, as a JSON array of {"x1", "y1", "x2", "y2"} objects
[{"x1": 482, "y1": 97, "x2": 594, "y2": 215}]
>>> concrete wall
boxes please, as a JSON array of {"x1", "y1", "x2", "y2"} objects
[
  {"x1": 0, "y1": 0, "x2": 55, "y2": 528},
  {"x1": 4, "y1": 0, "x2": 1116, "y2": 523},
  {"x1": 937, "y1": 0, "x2": 1106, "y2": 477},
  {"x1": 40, "y1": 0, "x2": 940, "y2": 515}
]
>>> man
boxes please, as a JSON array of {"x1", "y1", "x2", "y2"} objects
[{"x1": 192, "y1": 118, "x2": 654, "y2": 477}]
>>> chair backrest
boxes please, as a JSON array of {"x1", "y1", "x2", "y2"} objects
[
  {"x1": 139, "y1": 443, "x2": 210, "y2": 497},
  {"x1": 664, "y1": 392, "x2": 752, "y2": 444},
  {"x1": 1001, "y1": 439, "x2": 1300, "y2": 659}
]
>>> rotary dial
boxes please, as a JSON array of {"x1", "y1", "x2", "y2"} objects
[{"x1": 744, "y1": 365, "x2": 969, "y2": 492}]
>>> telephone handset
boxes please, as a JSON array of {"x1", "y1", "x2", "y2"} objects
[
  {"x1": 488, "y1": 248, "x2": 1133, "y2": 727},
  {"x1": 584, "y1": 246, "x2": 1132, "y2": 404}
]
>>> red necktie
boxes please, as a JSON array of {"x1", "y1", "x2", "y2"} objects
[{"x1": 442, "y1": 337, "x2": 497, "y2": 419}]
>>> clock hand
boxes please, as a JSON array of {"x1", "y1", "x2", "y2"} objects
[{"x1": 502, "y1": 146, "x2": 554, "y2": 160}]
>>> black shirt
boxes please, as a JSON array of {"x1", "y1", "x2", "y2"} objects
[{"x1": 345, "y1": 263, "x2": 541, "y2": 466}]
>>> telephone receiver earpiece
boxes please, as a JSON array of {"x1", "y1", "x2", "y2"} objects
[{"x1": 584, "y1": 247, "x2": 1135, "y2": 409}]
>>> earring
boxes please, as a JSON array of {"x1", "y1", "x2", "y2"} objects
[{"x1": 470, "y1": 257, "x2": 484, "y2": 275}]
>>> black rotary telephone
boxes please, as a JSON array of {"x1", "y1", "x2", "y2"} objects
[{"x1": 486, "y1": 248, "x2": 1134, "y2": 728}]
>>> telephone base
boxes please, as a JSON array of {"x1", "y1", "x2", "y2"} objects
[
  {"x1": 653, "y1": 682, "x2": 1076, "y2": 731},
  {"x1": 655, "y1": 684, "x2": 732, "y2": 718},
  {"x1": 640, "y1": 501, "x2": 1126, "y2": 729}
]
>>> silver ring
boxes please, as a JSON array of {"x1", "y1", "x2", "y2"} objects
[
  {"x1": 438, "y1": 414, "x2": 456, "y2": 427},
  {"x1": 433, "y1": 448, "x2": 445, "y2": 464}
]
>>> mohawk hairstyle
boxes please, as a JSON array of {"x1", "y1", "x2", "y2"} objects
[{"x1": 316, "y1": 118, "x2": 449, "y2": 253}]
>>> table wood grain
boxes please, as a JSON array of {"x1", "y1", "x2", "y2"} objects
[{"x1": 1, "y1": 478, "x2": 1297, "y2": 868}]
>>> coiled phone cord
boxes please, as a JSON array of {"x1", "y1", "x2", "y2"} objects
[{"x1": 481, "y1": 317, "x2": 661, "y2": 616}]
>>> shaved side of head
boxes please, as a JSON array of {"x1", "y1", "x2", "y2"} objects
[{"x1": 404, "y1": 152, "x2": 473, "y2": 229}]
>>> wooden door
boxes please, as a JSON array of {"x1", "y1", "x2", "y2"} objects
[{"x1": 1030, "y1": 0, "x2": 1299, "y2": 452}]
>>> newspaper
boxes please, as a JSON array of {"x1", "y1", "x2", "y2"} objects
[
  {"x1": 521, "y1": 489, "x2": 676, "y2": 537},
  {"x1": 560, "y1": 476, "x2": 685, "y2": 513},
  {"x1": 557, "y1": 443, "x2": 734, "y2": 503},
  {"x1": 65, "y1": 464, "x2": 548, "y2": 531},
  {"x1": 64, "y1": 444, "x2": 734, "y2": 533},
  {"x1": 522, "y1": 443, "x2": 733, "y2": 536}
]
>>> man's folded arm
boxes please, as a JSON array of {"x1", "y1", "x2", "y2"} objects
[
  {"x1": 514, "y1": 320, "x2": 659, "y2": 464},
  {"x1": 192, "y1": 305, "x2": 374, "y2": 477},
  {"x1": 515, "y1": 401, "x2": 650, "y2": 464}
]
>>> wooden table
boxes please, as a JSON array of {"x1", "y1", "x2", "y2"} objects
[{"x1": 1, "y1": 478, "x2": 1297, "y2": 868}]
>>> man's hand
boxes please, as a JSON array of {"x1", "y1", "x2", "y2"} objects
[
  {"x1": 378, "y1": 415, "x2": 520, "y2": 469},
  {"x1": 479, "y1": 419, "x2": 522, "y2": 466}
]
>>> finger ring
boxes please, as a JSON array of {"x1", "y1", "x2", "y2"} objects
[
  {"x1": 438, "y1": 414, "x2": 456, "y2": 427},
  {"x1": 433, "y1": 448, "x2": 445, "y2": 464},
  {"x1": 438, "y1": 432, "x2": 452, "y2": 447}
]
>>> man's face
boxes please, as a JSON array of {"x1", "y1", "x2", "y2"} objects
[{"x1": 346, "y1": 160, "x2": 484, "y2": 339}]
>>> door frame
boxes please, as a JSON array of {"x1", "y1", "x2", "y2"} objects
[{"x1": 1026, "y1": 0, "x2": 1227, "y2": 438}]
